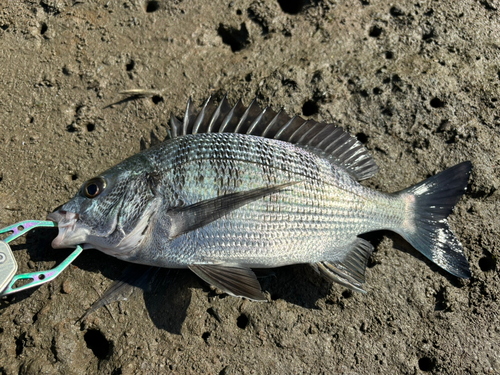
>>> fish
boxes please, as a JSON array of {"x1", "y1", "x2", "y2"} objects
[{"x1": 47, "y1": 95, "x2": 472, "y2": 301}]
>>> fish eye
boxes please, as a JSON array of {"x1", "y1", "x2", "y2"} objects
[{"x1": 83, "y1": 177, "x2": 106, "y2": 198}]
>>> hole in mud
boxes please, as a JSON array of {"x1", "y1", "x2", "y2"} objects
[
  {"x1": 1, "y1": 24, "x2": 9, "y2": 31},
  {"x1": 479, "y1": 255, "x2": 496, "y2": 272},
  {"x1": 302, "y1": 100, "x2": 319, "y2": 116},
  {"x1": 86, "y1": 123, "x2": 95, "y2": 132},
  {"x1": 40, "y1": 23, "x2": 48, "y2": 35},
  {"x1": 369, "y1": 25, "x2": 383, "y2": 38},
  {"x1": 385, "y1": 51, "x2": 394, "y2": 59},
  {"x1": 40, "y1": 1, "x2": 59, "y2": 14},
  {"x1": 390, "y1": 6, "x2": 404, "y2": 17},
  {"x1": 71, "y1": 174, "x2": 78, "y2": 181},
  {"x1": 236, "y1": 9, "x2": 242, "y2": 15},
  {"x1": 145, "y1": 0, "x2": 160, "y2": 13},
  {"x1": 342, "y1": 290, "x2": 352, "y2": 299},
  {"x1": 16, "y1": 333, "x2": 25, "y2": 357},
  {"x1": 282, "y1": 78, "x2": 298, "y2": 90},
  {"x1": 84, "y1": 329, "x2": 111, "y2": 360},
  {"x1": 125, "y1": 60, "x2": 135, "y2": 71},
  {"x1": 423, "y1": 30, "x2": 435, "y2": 42},
  {"x1": 217, "y1": 23, "x2": 250, "y2": 52},
  {"x1": 434, "y1": 288, "x2": 447, "y2": 311},
  {"x1": 424, "y1": 9, "x2": 434, "y2": 17},
  {"x1": 381, "y1": 107, "x2": 393, "y2": 117},
  {"x1": 66, "y1": 124, "x2": 78, "y2": 133},
  {"x1": 277, "y1": 0, "x2": 306, "y2": 15},
  {"x1": 202, "y1": 332, "x2": 210, "y2": 343},
  {"x1": 152, "y1": 95, "x2": 164, "y2": 104},
  {"x1": 245, "y1": 73, "x2": 252, "y2": 82},
  {"x1": 430, "y1": 97, "x2": 445, "y2": 108},
  {"x1": 373, "y1": 87, "x2": 383, "y2": 95},
  {"x1": 236, "y1": 314, "x2": 249, "y2": 329},
  {"x1": 356, "y1": 132, "x2": 368, "y2": 144},
  {"x1": 418, "y1": 356, "x2": 435, "y2": 372}
]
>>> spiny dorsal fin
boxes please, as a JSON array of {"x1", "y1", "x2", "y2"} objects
[{"x1": 169, "y1": 96, "x2": 379, "y2": 181}]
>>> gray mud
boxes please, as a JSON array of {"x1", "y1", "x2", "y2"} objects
[{"x1": 0, "y1": 1, "x2": 499, "y2": 374}]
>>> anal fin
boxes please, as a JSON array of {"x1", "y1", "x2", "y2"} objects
[
  {"x1": 312, "y1": 237, "x2": 374, "y2": 293},
  {"x1": 189, "y1": 264, "x2": 267, "y2": 301}
]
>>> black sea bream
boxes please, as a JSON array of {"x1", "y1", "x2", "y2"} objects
[{"x1": 48, "y1": 96, "x2": 472, "y2": 300}]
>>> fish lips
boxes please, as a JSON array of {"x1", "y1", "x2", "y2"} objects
[{"x1": 47, "y1": 210, "x2": 90, "y2": 249}]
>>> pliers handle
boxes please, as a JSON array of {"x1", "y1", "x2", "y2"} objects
[{"x1": 0, "y1": 220, "x2": 82, "y2": 296}]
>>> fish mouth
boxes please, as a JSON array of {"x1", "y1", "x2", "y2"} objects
[{"x1": 47, "y1": 210, "x2": 89, "y2": 249}]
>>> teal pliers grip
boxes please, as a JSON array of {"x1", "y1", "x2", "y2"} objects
[
  {"x1": 0, "y1": 220, "x2": 57, "y2": 243},
  {"x1": 0, "y1": 220, "x2": 83, "y2": 296}
]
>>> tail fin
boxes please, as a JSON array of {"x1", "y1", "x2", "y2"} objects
[{"x1": 396, "y1": 161, "x2": 472, "y2": 278}]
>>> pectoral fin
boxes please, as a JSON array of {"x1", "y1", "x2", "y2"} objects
[
  {"x1": 168, "y1": 182, "x2": 298, "y2": 239},
  {"x1": 189, "y1": 264, "x2": 267, "y2": 301}
]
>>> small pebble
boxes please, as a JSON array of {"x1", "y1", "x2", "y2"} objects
[{"x1": 62, "y1": 280, "x2": 73, "y2": 294}]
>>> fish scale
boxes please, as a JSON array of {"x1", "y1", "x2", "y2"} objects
[
  {"x1": 124, "y1": 133, "x2": 399, "y2": 268},
  {"x1": 47, "y1": 96, "x2": 472, "y2": 301}
]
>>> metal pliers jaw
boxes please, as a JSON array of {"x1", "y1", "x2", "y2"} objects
[{"x1": 0, "y1": 220, "x2": 82, "y2": 296}]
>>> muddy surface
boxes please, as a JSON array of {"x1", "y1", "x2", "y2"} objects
[{"x1": 0, "y1": 0, "x2": 499, "y2": 374}]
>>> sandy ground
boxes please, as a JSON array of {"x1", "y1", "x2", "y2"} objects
[{"x1": 0, "y1": 0, "x2": 499, "y2": 374}]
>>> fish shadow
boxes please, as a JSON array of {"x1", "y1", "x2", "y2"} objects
[
  {"x1": 258, "y1": 265, "x2": 332, "y2": 309},
  {"x1": 360, "y1": 231, "x2": 467, "y2": 288},
  {"x1": 69, "y1": 258, "x2": 195, "y2": 335},
  {"x1": 141, "y1": 268, "x2": 196, "y2": 334},
  {"x1": 4, "y1": 228, "x2": 465, "y2": 331},
  {"x1": 133, "y1": 265, "x2": 330, "y2": 332},
  {"x1": 99, "y1": 263, "x2": 332, "y2": 333},
  {"x1": 1, "y1": 228, "x2": 192, "y2": 334}
]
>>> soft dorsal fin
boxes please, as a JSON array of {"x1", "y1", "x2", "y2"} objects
[{"x1": 168, "y1": 96, "x2": 378, "y2": 181}]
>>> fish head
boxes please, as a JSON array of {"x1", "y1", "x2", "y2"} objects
[{"x1": 47, "y1": 160, "x2": 159, "y2": 254}]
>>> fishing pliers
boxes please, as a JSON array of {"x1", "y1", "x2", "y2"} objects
[{"x1": 0, "y1": 220, "x2": 82, "y2": 296}]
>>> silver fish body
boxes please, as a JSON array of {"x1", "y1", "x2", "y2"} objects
[
  {"x1": 48, "y1": 96, "x2": 472, "y2": 300},
  {"x1": 108, "y1": 132, "x2": 400, "y2": 267}
]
